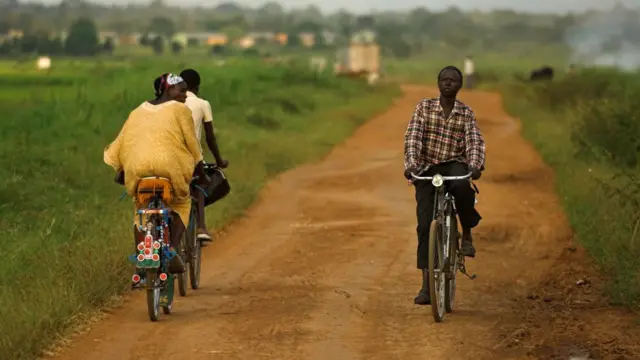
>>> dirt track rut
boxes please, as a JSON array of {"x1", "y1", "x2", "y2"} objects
[{"x1": 45, "y1": 85, "x2": 640, "y2": 360}]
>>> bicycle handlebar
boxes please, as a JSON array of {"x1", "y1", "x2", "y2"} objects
[{"x1": 411, "y1": 172, "x2": 472, "y2": 181}]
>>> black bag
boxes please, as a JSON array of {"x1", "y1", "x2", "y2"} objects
[{"x1": 201, "y1": 165, "x2": 231, "y2": 207}]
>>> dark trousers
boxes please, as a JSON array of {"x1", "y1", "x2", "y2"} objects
[
  {"x1": 414, "y1": 161, "x2": 481, "y2": 269},
  {"x1": 464, "y1": 74, "x2": 475, "y2": 89}
]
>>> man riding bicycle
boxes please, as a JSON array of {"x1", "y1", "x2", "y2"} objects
[
  {"x1": 179, "y1": 68, "x2": 229, "y2": 244},
  {"x1": 403, "y1": 66, "x2": 486, "y2": 305}
]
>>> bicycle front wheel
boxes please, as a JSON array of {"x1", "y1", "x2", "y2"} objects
[
  {"x1": 428, "y1": 219, "x2": 446, "y2": 322},
  {"x1": 445, "y1": 213, "x2": 459, "y2": 313}
]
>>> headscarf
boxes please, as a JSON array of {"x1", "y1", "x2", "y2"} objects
[{"x1": 154, "y1": 73, "x2": 184, "y2": 99}]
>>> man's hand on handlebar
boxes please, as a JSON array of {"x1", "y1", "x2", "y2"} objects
[
  {"x1": 470, "y1": 166, "x2": 482, "y2": 180},
  {"x1": 404, "y1": 166, "x2": 420, "y2": 181},
  {"x1": 216, "y1": 158, "x2": 229, "y2": 169}
]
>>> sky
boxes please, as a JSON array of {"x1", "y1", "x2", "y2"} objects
[{"x1": 30, "y1": 0, "x2": 639, "y2": 14}]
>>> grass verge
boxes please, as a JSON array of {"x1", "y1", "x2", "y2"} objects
[{"x1": 500, "y1": 75, "x2": 640, "y2": 310}]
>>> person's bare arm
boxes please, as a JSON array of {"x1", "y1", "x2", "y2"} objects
[
  {"x1": 204, "y1": 122, "x2": 227, "y2": 167},
  {"x1": 202, "y1": 100, "x2": 228, "y2": 167}
]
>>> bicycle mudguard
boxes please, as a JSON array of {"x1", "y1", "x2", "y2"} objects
[{"x1": 159, "y1": 274, "x2": 175, "y2": 307}]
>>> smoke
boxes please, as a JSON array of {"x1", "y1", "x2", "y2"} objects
[{"x1": 564, "y1": 5, "x2": 640, "y2": 71}]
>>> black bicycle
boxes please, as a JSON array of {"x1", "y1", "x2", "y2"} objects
[
  {"x1": 177, "y1": 164, "x2": 218, "y2": 296},
  {"x1": 411, "y1": 170, "x2": 478, "y2": 322}
]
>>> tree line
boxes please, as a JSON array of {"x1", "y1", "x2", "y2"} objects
[{"x1": 1, "y1": 0, "x2": 639, "y2": 58}]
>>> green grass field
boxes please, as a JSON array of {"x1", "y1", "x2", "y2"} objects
[
  {"x1": 500, "y1": 70, "x2": 640, "y2": 310},
  {"x1": 385, "y1": 45, "x2": 570, "y2": 88},
  {"x1": 0, "y1": 56, "x2": 400, "y2": 359}
]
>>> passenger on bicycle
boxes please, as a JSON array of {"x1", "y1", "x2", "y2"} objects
[
  {"x1": 104, "y1": 73, "x2": 210, "y2": 277},
  {"x1": 179, "y1": 68, "x2": 229, "y2": 244},
  {"x1": 403, "y1": 66, "x2": 486, "y2": 305}
]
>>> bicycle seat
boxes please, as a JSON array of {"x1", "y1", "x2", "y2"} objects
[{"x1": 136, "y1": 177, "x2": 173, "y2": 204}]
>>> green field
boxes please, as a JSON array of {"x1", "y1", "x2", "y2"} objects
[
  {"x1": 500, "y1": 69, "x2": 640, "y2": 309},
  {"x1": 385, "y1": 44, "x2": 570, "y2": 88},
  {"x1": 0, "y1": 57, "x2": 400, "y2": 359}
]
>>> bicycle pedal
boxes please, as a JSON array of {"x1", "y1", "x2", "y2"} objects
[{"x1": 462, "y1": 273, "x2": 477, "y2": 280}]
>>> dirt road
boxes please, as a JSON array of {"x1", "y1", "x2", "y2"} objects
[{"x1": 46, "y1": 86, "x2": 640, "y2": 360}]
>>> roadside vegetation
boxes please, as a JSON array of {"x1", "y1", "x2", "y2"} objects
[{"x1": 501, "y1": 68, "x2": 640, "y2": 309}]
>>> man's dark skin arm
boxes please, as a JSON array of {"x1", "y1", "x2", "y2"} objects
[{"x1": 203, "y1": 122, "x2": 228, "y2": 168}]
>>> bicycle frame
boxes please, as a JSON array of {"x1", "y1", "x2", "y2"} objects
[{"x1": 410, "y1": 169, "x2": 477, "y2": 281}]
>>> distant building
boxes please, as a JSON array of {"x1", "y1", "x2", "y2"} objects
[
  {"x1": 236, "y1": 35, "x2": 255, "y2": 48},
  {"x1": 0, "y1": 29, "x2": 24, "y2": 42},
  {"x1": 183, "y1": 32, "x2": 228, "y2": 46},
  {"x1": 274, "y1": 33, "x2": 287, "y2": 45},
  {"x1": 299, "y1": 32, "x2": 315, "y2": 47}
]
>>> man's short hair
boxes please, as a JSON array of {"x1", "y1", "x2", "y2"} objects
[
  {"x1": 179, "y1": 68, "x2": 201, "y2": 89},
  {"x1": 438, "y1": 66, "x2": 463, "y2": 83}
]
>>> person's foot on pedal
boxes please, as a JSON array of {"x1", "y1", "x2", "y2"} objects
[
  {"x1": 168, "y1": 250, "x2": 186, "y2": 274},
  {"x1": 197, "y1": 228, "x2": 212, "y2": 242},
  {"x1": 461, "y1": 232, "x2": 476, "y2": 258}
]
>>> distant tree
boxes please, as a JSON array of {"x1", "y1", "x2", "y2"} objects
[
  {"x1": 187, "y1": 37, "x2": 199, "y2": 47},
  {"x1": 0, "y1": 21, "x2": 10, "y2": 34},
  {"x1": 102, "y1": 37, "x2": 115, "y2": 54},
  {"x1": 388, "y1": 38, "x2": 412, "y2": 58},
  {"x1": 44, "y1": 37, "x2": 64, "y2": 55},
  {"x1": 313, "y1": 31, "x2": 326, "y2": 49},
  {"x1": 0, "y1": 40, "x2": 13, "y2": 55},
  {"x1": 295, "y1": 20, "x2": 321, "y2": 33},
  {"x1": 211, "y1": 44, "x2": 225, "y2": 54},
  {"x1": 171, "y1": 41, "x2": 182, "y2": 54},
  {"x1": 0, "y1": 0, "x2": 20, "y2": 9},
  {"x1": 151, "y1": 36, "x2": 163, "y2": 54},
  {"x1": 286, "y1": 33, "x2": 300, "y2": 47},
  {"x1": 356, "y1": 15, "x2": 374, "y2": 30},
  {"x1": 139, "y1": 33, "x2": 150, "y2": 46},
  {"x1": 65, "y1": 17, "x2": 99, "y2": 56},
  {"x1": 148, "y1": 16, "x2": 175, "y2": 38},
  {"x1": 20, "y1": 34, "x2": 38, "y2": 53}
]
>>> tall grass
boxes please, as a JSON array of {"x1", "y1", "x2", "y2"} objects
[
  {"x1": 500, "y1": 68, "x2": 640, "y2": 309},
  {"x1": 0, "y1": 57, "x2": 400, "y2": 359}
]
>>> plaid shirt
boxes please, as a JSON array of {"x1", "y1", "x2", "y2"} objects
[{"x1": 404, "y1": 98, "x2": 485, "y2": 172}]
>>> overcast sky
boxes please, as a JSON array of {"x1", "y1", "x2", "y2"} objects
[{"x1": 29, "y1": 0, "x2": 637, "y2": 13}]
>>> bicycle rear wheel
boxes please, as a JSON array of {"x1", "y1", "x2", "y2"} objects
[
  {"x1": 428, "y1": 219, "x2": 446, "y2": 322},
  {"x1": 177, "y1": 239, "x2": 188, "y2": 296},
  {"x1": 445, "y1": 212, "x2": 459, "y2": 313},
  {"x1": 186, "y1": 207, "x2": 202, "y2": 290},
  {"x1": 146, "y1": 270, "x2": 160, "y2": 322},
  {"x1": 189, "y1": 239, "x2": 202, "y2": 289}
]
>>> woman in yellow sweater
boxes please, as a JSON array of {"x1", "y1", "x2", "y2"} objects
[{"x1": 104, "y1": 73, "x2": 208, "y2": 275}]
